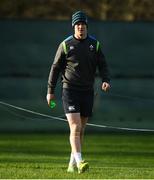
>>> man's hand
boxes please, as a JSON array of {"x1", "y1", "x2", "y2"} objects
[
  {"x1": 46, "y1": 93, "x2": 55, "y2": 105},
  {"x1": 102, "y1": 82, "x2": 110, "y2": 92}
]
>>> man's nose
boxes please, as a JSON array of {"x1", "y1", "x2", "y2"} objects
[{"x1": 78, "y1": 24, "x2": 83, "y2": 28}]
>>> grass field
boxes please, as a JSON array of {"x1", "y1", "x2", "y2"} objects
[{"x1": 0, "y1": 133, "x2": 154, "y2": 179}]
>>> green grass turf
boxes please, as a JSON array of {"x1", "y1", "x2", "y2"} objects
[{"x1": 0, "y1": 133, "x2": 154, "y2": 179}]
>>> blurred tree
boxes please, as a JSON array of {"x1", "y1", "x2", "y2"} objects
[{"x1": 0, "y1": 0, "x2": 153, "y2": 21}]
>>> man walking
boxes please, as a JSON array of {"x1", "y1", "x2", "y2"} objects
[{"x1": 47, "y1": 11, "x2": 110, "y2": 173}]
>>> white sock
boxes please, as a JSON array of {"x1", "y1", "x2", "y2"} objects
[
  {"x1": 69, "y1": 153, "x2": 76, "y2": 166},
  {"x1": 73, "y1": 152, "x2": 82, "y2": 167}
]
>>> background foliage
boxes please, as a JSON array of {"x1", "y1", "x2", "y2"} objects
[{"x1": 0, "y1": 0, "x2": 154, "y2": 21}]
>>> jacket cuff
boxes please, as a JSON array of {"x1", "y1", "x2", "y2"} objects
[
  {"x1": 47, "y1": 88, "x2": 54, "y2": 94},
  {"x1": 102, "y1": 79, "x2": 110, "y2": 83}
]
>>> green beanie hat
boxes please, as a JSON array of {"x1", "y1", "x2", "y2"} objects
[{"x1": 72, "y1": 11, "x2": 88, "y2": 27}]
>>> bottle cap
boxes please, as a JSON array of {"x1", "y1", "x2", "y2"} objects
[{"x1": 50, "y1": 100, "x2": 56, "y2": 109}]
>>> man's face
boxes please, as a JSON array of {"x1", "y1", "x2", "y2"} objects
[{"x1": 74, "y1": 22, "x2": 87, "y2": 39}]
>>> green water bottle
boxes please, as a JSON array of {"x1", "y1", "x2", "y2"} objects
[{"x1": 50, "y1": 100, "x2": 56, "y2": 109}]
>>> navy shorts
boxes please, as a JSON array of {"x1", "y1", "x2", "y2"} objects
[{"x1": 62, "y1": 88, "x2": 94, "y2": 117}]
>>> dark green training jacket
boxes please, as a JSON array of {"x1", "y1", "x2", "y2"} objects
[{"x1": 47, "y1": 35, "x2": 110, "y2": 94}]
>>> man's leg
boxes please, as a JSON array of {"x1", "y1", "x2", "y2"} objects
[
  {"x1": 66, "y1": 113, "x2": 81, "y2": 153},
  {"x1": 66, "y1": 113, "x2": 89, "y2": 173},
  {"x1": 67, "y1": 113, "x2": 83, "y2": 166},
  {"x1": 80, "y1": 116, "x2": 88, "y2": 144}
]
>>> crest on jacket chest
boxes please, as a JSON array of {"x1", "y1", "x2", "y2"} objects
[
  {"x1": 89, "y1": 44, "x2": 94, "y2": 51},
  {"x1": 70, "y1": 46, "x2": 75, "y2": 50}
]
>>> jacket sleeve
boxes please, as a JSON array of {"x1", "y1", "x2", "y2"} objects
[
  {"x1": 47, "y1": 42, "x2": 65, "y2": 94},
  {"x1": 97, "y1": 43, "x2": 110, "y2": 83}
]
